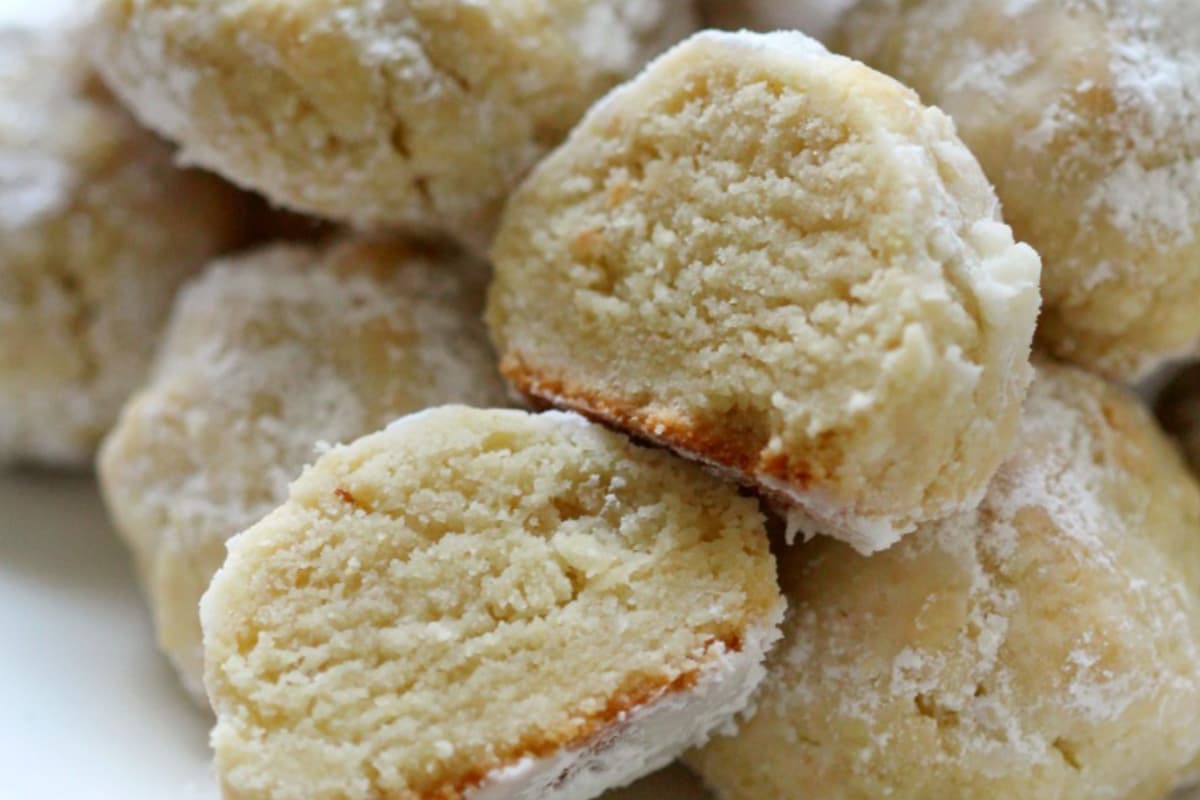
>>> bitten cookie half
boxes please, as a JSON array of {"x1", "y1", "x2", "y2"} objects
[
  {"x1": 201, "y1": 406, "x2": 783, "y2": 800},
  {"x1": 488, "y1": 30, "x2": 1042, "y2": 554},
  {"x1": 839, "y1": 0, "x2": 1200, "y2": 381},
  {"x1": 89, "y1": 0, "x2": 697, "y2": 252},
  {"x1": 0, "y1": 15, "x2": 247, "y2": 467},
  {"x1": 687, "y1": 361, "x2": 1200, "y2": 800},
  {"x1": 99, "y1": 237, "x2": 508, "y2": 703}
]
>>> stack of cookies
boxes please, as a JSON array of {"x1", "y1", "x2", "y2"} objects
[{"x1": 5, "y1": 1, "x2": 1199, "y2": 798}]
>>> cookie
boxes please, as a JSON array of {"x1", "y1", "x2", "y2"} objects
[
  {"x1": 839, "y1": 0, "x2": 1200, "y2": 380},
  {"x1": 201, "y1": 406, "x2": 784, "y2": 800},
  {"x1": 0, "y1": 16, "x2": 246, "y2": 466},
  {"x1": 688, "y1": 361, "x2": 1200, "y2": 800},
  {"x1": 98, "y1": 237, "x2": 508, "y2": 702},
  {"x1": 90, "y1": 0, "x2": 698, "y2": 251},
  {"x1": 488, "y1": 30, "x2": 1042, "y2": 554}
]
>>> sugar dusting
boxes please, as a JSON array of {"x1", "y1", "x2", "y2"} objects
[
  {"x1": 0, "y1": 0, "x2": 100, "y2": 229},
  {"x1": 467, "y1": 614, "x2": 783, "y2": 800},
  {"x1": 943, "y1": 39, "x2": 1036, "y2": 99},
  {"x1": 839, "y1": 0, "x2": 1200, "y2": 377},
  {"x1": 0, "y1": 151, "x2": 75, "y2": 231},
  {"x1": 113, "y1": 240, "x2": 506, "y2": 547},
  {"x1": 766, "y1": 364, "x2": 1200, "y2": 786},
  {"x1": 0, "y1": 22, "x2": 81, "y2": 231},
  {"x1": 100, "y1": 240, "x2": 509, "y2": 694},
  {"x1": 897, "y1": 0, "x2": 1195, "y2": 260},
  {"x1": 566, "y1": 0, "x2": 698, "y2": 78},
  {"x1": 894, "y1": 0, "x2": 1200, "y2": 263},
  {"x1": 90, "y1": 0, "x2": 696, "y2": 245}
]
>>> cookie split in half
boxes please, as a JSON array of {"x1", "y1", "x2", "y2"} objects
[{"x1": 201, "y1": 406, "x2": 784, "y2": 800}]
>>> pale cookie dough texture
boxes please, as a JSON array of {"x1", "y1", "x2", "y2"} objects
[
  {"x1": 201, "y1": 406, "x2": 784, "y2": 800},
  {"x1": 687, "y1": 361, "x2": 1200, "y2": 800},
  {"x1": 699, "y1": 0, "x2": 857, "y2": 41},
  {"x1": 98, "y1": 238, "x2": 508, "y2": 703},
  {"x1": 89, "y1": 0, "x2": 699, "y2": 251},
  {"x1": 488, "y1": 30, "x2": 1042, "y2": 555},
  {"x1": 839, "y1": 0, "x2": 1200, "y2": 381},
  {"x1": 0, "y1": 18, "x2": 246, "y2": 466},
  {"x1": 1158, "y1": 364, "x2": 1200, "y2": 477}
]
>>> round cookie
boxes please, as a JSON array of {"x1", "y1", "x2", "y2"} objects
[
  {"x1": 699, "y1": 0, "x2": 856, "y2": 41},
  {"x1": 98, "y1": 237, "x2": 509, "y2": 703},
  {"x1": 687, "y1": 361, "x2": 1200, "y2": 800},
  {"x1": 1157, "y1": 364, "x2": 1200, "y2": 477},
  {"x1": 90, "y1": 0, "x2": 698, "y2": 251},
  {"x1": 838, "y1": 0, "x2": 1200, "y2": 381},
  {"x1": 488, "y1": 30, "x2": 1042, "y2": 554},
  {"x1": 200, "y1": 405, "x2": 784, "y2": 800},
  {"x1": 0, "y1": 17, "x2": 247, "y2": 467}
]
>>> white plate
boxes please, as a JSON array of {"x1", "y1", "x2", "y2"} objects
[{"x1": 0, "y1": 469, "x2": 710, "y2": 800}]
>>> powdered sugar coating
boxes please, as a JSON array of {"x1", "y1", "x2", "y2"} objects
[
  {"x1": 90, "y1": 0, "x2": 697, "y2": 252},
  {"x1": 1158, "y1": 364, "x2": 1200, "y2": 478},
  {"x1": 466, "y1": 618, "x2": 781, "y2": 800},
  {"x1": 0, "y1": 0, "x2": 80, "y2": 28},
  {"x1": 98, "y1": 238, "x2": 509, "y2": 702},
  {"x1": 688, "y1": 361, "x2": 1200, "y2": 799},
  {"x1": 839, "y1": 0, "x2": 1200, "y2": 380},
  {"x1": 0, "y1": 13, "x2": 246, "y2": 466},
  {"x1": 200, "y1": 404, "x2": 783, "y2": 799}
]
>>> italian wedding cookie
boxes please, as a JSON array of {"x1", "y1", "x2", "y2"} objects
[
  {"x1": 98, "y1": 237, "x2": 508, "y2": 702},
  {"x1": 0, "y1": 16, "x2": 246, "y2": 466},
  {"x1": 200, "y1": 406, "x2": 784, "y2": 800},
  {"x1": 839, "y1": 0, "x2": 1200, "y2": 380},
  {"x1": 90, "y1": 0, "x2": 698, "y2": 251},
  {"x1": 488, "y1": 30, "x2": 1042, "y2": 554},
  {"x1": 687, "y1": 361, "x2": 1200, "y2": 800}
]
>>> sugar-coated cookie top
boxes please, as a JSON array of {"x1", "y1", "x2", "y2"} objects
[
  {"x1": 98, "y1": 237, "x2": 508, "y2": 700},
  {"x1": 90, "y1": 0, "x2": 698, "y2": 250},
  {"x1": 689, "y1": 361, "x2": 1200, "y2": 799}
]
